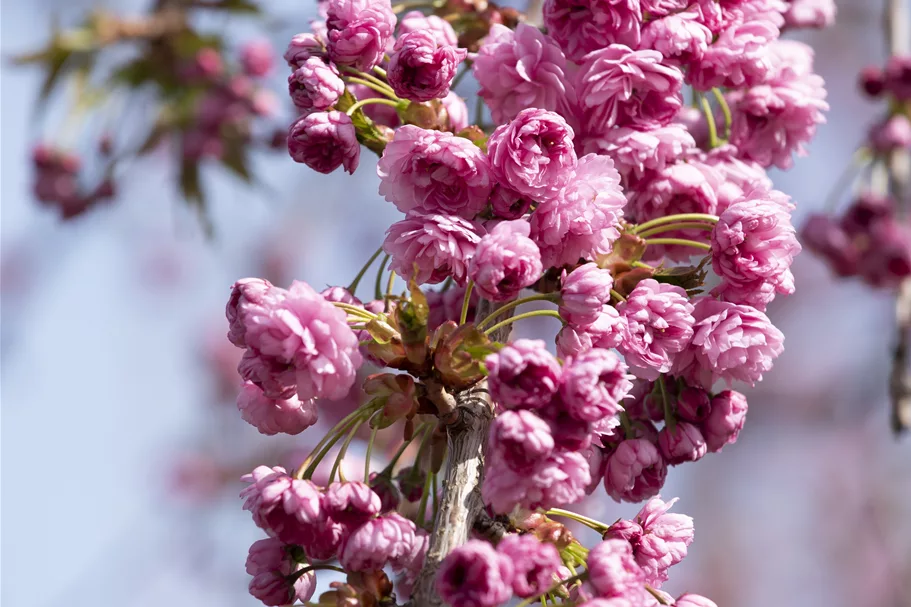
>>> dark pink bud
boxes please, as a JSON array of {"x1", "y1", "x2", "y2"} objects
[
  {"x1": 859, "y1": 65, "x2": 886, "y2": 97},
  {"x1": 288, "y1": 110, "x2": 360, "y2": 174},
  {"x1": 885, "y1": 55, "x2": 911, "y2": 100},
  {"x1": 657, "y1": 422, "x2": 707, "y2": 465},
  {"x1": 701, "y1": 390, "x2": 748, "y2": 452},
  {"x1": 603, "y1": 438, "x2": 667, "y2": 503},
  {"x1": 436, "y1": 539, "x2": 515, "y2": 607},
  {"x1": 676, "y1": 386, "x2": 712, "y2": 423},
  {"x1": 325, "y1": 481, "x2": 382, "y2": 527}
]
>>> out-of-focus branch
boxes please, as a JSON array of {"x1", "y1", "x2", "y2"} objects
[{"x1": 885, "y1": 0, "x2": 911, "y2": 434}]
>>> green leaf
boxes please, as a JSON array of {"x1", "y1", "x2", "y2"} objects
[{"x1": 220, "y1": 141, "x2": 252, "y2": 182}]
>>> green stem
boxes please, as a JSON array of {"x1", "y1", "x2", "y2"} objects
[
  {"x1": 711, "y1": 87, "x2": 732, "y2": 142},
  {"x1": 619, "y1": 412, "x2": 635, "y2": 439},
  {"x1": 699, "y1": 92, "x2": 720, "y2": 149},
  {"x1": 483, "y1": 309, "x2": 563, "y2": 336},
  {"x1": 460, "y1": 280, "x2": 475, "y2": 325},
  {"x1": 610, "y1": 289, "x2": 627, "y2": 303},
  {"x1": 431, "y1": 471, "x2": 439, "y2": 515},
  {"x1": 416, "y1": 468, "x2": 433, "y2": 528},
  {"x1": 300, "y1": 407, "x2": 374, "y2": 479},
  {"x1": 515, "y1": 572, "x2": 587, "y2": 607},
  {"x1": 658, "y1": 375, "x2": 676, "y2": 435},
  {"x1": 372, "y1": 66, "x2": 388, "y2": 78},
  {"x1": 340, "y1": 67, "x2": 395, "y2": 94},
  {"x1": 295, "y1": 406, "x2": 371, "y2": 478},
  {"x1": 329, "y1": 415, "x2": 366, "y2": 484},
  {"x1": 347, "y1": 97, "x2": 401, "y2": 116},
  {"x1": 547, "y1": 508, "x2": 610, "y2": 532},
  {"x1": 348, "y1": 246, "x2": 384, "y2": 294},
  {"x1": 644, "y1": 238, "x2": 712, "y2": 251},
  {"x1": 333, "y1": 302, "x2": 377, "y2": 320},
  {"x1": 375, "y1": 254, "x2": 390, "y2": 300},
  {"x1": 364, "y1": 414, "x2": 382, "y2": 483},
  {"x1": 633, "y1": 213, "x2": 719, "y2": 234},
  {"x1": 636, "y1": 222, "x2": 716, "y2": 238},
  {"x1": 381, "y1": 422, "x2": 432, "y2": 475},
  {"x1": 385, "y1": 270, "x2": 397, "y2": 302},
  {"x1": 646, "y1": 584, "x2": 673, "y2": 606},
  {"x1": 631, "y1": 261, "x2": 656, "y2": 270},
  {"x1": 476, "y1": 293, "x2": 560, "y2": 328},
  {"x1": 343, "y1": 75, "x2": 397, "y2": 99}
]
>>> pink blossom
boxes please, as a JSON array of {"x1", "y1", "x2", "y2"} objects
[
  {"x1": 398, "y1": 10, "x2": 458, "y2": 47},
  {"x1": 237, "y1": 381, "x2": 319, "y2": 435},
  {"x1": 581, "y1": 124, "x2": 695, "y2": 181},
  {"x1": 639, "y1": 11, "x2": 712, "y2": 66},
  {"x1": 326, "y1": 0, "x2": 396, "y2": 71},
  {"x1": 437, "y1": 539, "x2": 515, "y2": 607},
  {"x1": 237, "y1": 349, "x2": 298, "y2": 400},
  {"x1": 377, "y1": 125, "x2": 492, "y2": 218},
  {"x1": 711, "y1": 188, "x2": 801, "y2": 310},
  {"x1": 325, "y1": 481, "x2": 382, "y2": 527},
  {"x1": 560, "y1": 263, "x2": 614, "y2": 326},
  {"x1": 858, "y1": 218, "x2": 911, "y2": 288},
  {"x1": 640, "y1": 0, "x2": 688, "y2": 16},
  {"x1": 485, "y1": 339, "x2": 563, "y2": 409},
  {"x1": 339, "y1": 513, "x2": 416, "y2": 571},
  {"x1": 490, "y1": 410, "x2": 555, "y2": 471},
  {"x1": 240, "y1": 466, "x2": 324, "y2": 543},
  {"x1": 241, "y1": 40, "x2": 275, "y2": 78},
  {"x1": 556, "y1": 306, "x2": 626, "y2": 358},
  {"x1": 672, "y1": 297, "x2": 785, "y2": 389},
  {"x1": 468, "y1": 219, "x2": 543, "y2": 301},
  {"x1": 288, "y1": 110, "x2": 360, "y2": 174},
  {"x1": 728, "y1": 41, "x2": 828, "y2": 169},
  {"x1": 869, "y1": 114, "x2": 911, "y2": 153},
  {"x1": 497, "y1": 534, "x2": 562, "y2": 597},
  {"x1": 688, "y1": 19, "x2": 779, "y2": 90},
  {"x1": 587, "y1": 539, "x2": 647, "y2": 600},
  {"x1": 783, "y1": 0, "x2": 836, "y2": 29},
  {"x1": 627, "y1": 160, "x2": 722, "y2": 261},
  {"x1": 675, "y1": 593, "x2": 718, "y2": 607},
  {"x1": 603, "y1": 438, "x2": 668, "y2": 502},
  {"x1": 576, "y1": 45, "x2": 683, "y2": 135},
  {"x1": 676, "y1": 385, "x2": 712, "y2": 422},
  {"x1": 617, "y1": 279, "x2": 695, "y2": 381},
  {"x1": 246, "y1": 538, "x2": 316, "y2": 606},
  {"x1": 227, "y1": 277, "x2": 280, "y2": 349},
  {"x1": 489, "y1": 185, "x2": 533, "y2": 220},
  {"x1": 388, "y1": 31, "x2": 466, "y2": 102},
  {"x1": 885, "y1": 55, "x2": 911, "y2": 101},
  {"x1": 543, "y1": 0, "x2": 643, "y2": 62},
  {"x1": 702, "y1": 145, "x2": 773, "y2": 214},
  {"x1": 487, "y1": 108, "x2": 577, "y2": 202},
  {"x1": 541, "y1": 401, "x2": 593, "y2": 451},
  {"x1": 657, "y1": 422, "x2": 707, "y2": 465},
  {"x1": 288, "y1": 58, "x2": 344, "y2": 111},
  {"x1": 701, "y1": 390, "x2": 748, "y2": 452},
  {"x1": 284, "y1": 33, "x2": 325, "y2": 68},
  {"x1": 530, "y1": 154, "x2": 626, "y2": 268},
  {"x1": 383, "y1": 212, "x2": 483, "y2": 285},
  {"x1": 474, "y1": 24, "x2": 577, "y2": 124},
  {"x1": 442, "y1": 90, "x2": 469, "y2": 132},
  {"x1": 483, "y1": 450, "x2": 591, "y2": 512},
  {"x1": 560, "y1": 349, "x2": 633, "y2": 423},
  {"x1": 392, "y1": 526, "x2": 429, "y2": 595}
]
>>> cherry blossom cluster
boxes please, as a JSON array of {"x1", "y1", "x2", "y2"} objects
[
  {"x1": 803, "y1": 55, "x2": 911, "y2": 289},
  {"x1": 225, "y1": 0, "x2": 834, "y2": 604}
]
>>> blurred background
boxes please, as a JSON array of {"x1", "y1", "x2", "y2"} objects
[{"x1": 2, "y1": 0, "x2": 910, "y2": 606}]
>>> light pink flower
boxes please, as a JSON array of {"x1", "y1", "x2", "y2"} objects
[
  {"x1": 530, "y1": 154, "x2": 626, "y2": 268},
  {"x1": 483, "y1": 450, "x2": 591, "y2": 512},
  {"x1": 246, "y1": 538, "x2": 316, "y2": 606},
  {"x1": 240, "y1": 466, "x2": 324, "y2": 543},
  {"x1": 701, "y1": 390, "x2": 748, "y2": 452},
  {"x1": 543, "y1": 0, "x2": 643, "y2": 62},
  {"x1": 288, "y1": 110, "x2": 360, "y2": 174},
  {"x1": 639, "y1": 11, "x2": 712, "y2": 66},
  {"x1": 688, "y1": 19, "x2": 779, "y2": 90},
  {"x1": 711, "y1": 188, "x2": 801, "y2": 310},
  {"x1": 497, "y1": 534, "x2": 562, "y2": 598},
  {"x1": 603, "y1": 438, "x2": 667, "y2": 503},
  {"x1": 474, "y1": 24, "x2": 577, "y2": 124},
  {"x1": 398, "y1": 10, "x2": 458, "y2": 47},
  {"x1": 241, "y1": 40, "x2": 274, "y2": 78},
  {"x1": 581, "y1": 124, "x2": 695, "y2": 181},
  {"x1": 672, "y1": 297, "x2": 785, "y2": 389},
  {"x1": 560, "y1": 263, "x2": 614, "y2": 326},
  {"x1": 703, "y1": 145, "x2": 773, "y2": 214},
  {"x1": 288, "y1": 57, "x2": 344, "y2": 111},
  {"x1": 237, "y1": 381, "x2": 319, "y2": 435},
  {"x1": 490, "y1": 410, "x2": 556, "y2": 471},
  {"x1": 728, "y1": 40, "x2": 828, "y2": 169},
  {"x1": 377, "y1": 125, "x2": 492, "y2": 218},
  {"x1": 383, "y1": 212, "x2": 484, "y2": 285},
  {"x1": 227, "y1": 278, "x2": 281, "y2": 349},
  {"x1": 485, "y1": 339, "x2": 563, "y2": 409},
  {"x1": 587, "y1": 539, "x2": 647, "y2": 600},
  {"x1": 437, "y1": 540, "x2": 515, "y2": 607},
  {"x1": 388, "y1": 31, "x2": 466, "y2": 102},
  {"x1": 556, "y1": 306, "x2": 626, "y2": 358},
  {"x1": 675, "y1": 593, "x2": 718, "y2": 607},
  {"x1": 442, "y1": 90, "x2": 469, "y2": 132},
  {"x1": 284, "y1": 33, "x2": 325, "y2": 68},
  {"x1": 617, "y1": 279, "x2": 695, "y2": 381},
  {"x1": 560, "y1": 348, "x2": 633, "y2": 423},
  {"x1": 338, "y1": 513, "x2": 416, "y2": 571},
  {"x1": 783, "y1": 0, "x2": 836, "y2": 29},
  {"x1": 325, "y1": 481, "x2": 382, "y2": 527},
  {"x1": 326, "y1": 0, "x2": 396, "y2": 71},
  {"x1": 576, "y1": 44, "x2": 683, "y2": 135},
  {"x1": 468, "y1": 219, "x2": 543, "y2": 301},
  {"x1": 487, "y1": 108, "x2": 577, "y2": 202}
]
